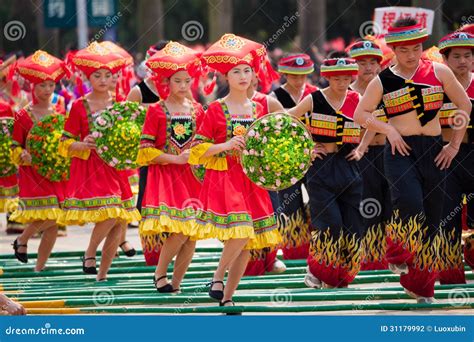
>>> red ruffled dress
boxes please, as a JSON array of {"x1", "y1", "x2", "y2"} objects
[
  {"x1": 0, "y1": 100, "x2": 18, "y2": 213},
  {"x1": 58, "y1": 98, "x2": 141, "y2": 225},
  {"x1": 137, "y1": 101, "x2": 203, "y2": 264},
  {"x1": 189, "y1": 99, "x2": 282, "y2": 249},
  {"x1": 10, "y1": 106, "x2": 67, "y2": 223}
]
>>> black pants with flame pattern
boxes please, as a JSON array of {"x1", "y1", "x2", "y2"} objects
[
  {"x1": 305, "y1": 147, "x2": 364, "y2": 288},
  {"x1": 357, "y1": 145, "x2": 392, "y2": 270},
  {"x1": 384, "y1": 135, "x2": 445, "y2": 298},
  {"x1": 439, "y1": 143, "x2": 474, "y2": 284}
]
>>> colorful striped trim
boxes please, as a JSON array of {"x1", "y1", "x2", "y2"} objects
[
  {"x1": 141, "y1": 204, "x2": 197, "y2": 222},
  {"x1": 277, "y1": 65, "x2": 314, "y2": 75},
  {"x1": 385, "y1": 28, "x2": 428, "y2": 45},
  {"x1": 349, "y1": 47, "x2": 383, "y2": 60},
  {"x1": 195, "y1": 209, "x2": 277, "y2": 232},
  {"x1": 19, "y1": 196, "x2": 60, "y2": 210},
  {"x1": 320, "y1": 64, "x2": 359, "y2": 77},
  {"x1": 439, "y1": 37, "x2": 474, "y2": 53},
  {"x1": 140, "y1": 134, "x2": 156, "y2": 141},
  {"x1": 63, "y1": 196, "x2": 125, "y2": 210}
]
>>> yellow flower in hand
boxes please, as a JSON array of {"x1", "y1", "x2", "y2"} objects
[{"x1": 233, "y1": 125, "x2": 247, "y2": 136}]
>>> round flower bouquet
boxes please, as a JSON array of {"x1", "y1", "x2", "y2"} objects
[
  {"x1": 26, "y1": 114, "x2": 70, "y2": 182},
  {"x1": 92, "y1": 101, "x2": 146, "y2": 170},
  {"x1": 241, "y1": 112, "x2": 314, "y2": 191},
  {"x1": 0, "y1": 117, "x2": 17, "y2": 177}
]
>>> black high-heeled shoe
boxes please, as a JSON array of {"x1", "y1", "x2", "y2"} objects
[
  {"x1": 208, "y1": 280, "x2": 224, "y2": 301},
  {"x1": 81, "y1": 256, "x2": 97, "y2": 275},
  {"x1": 153, "y1": 275, "x2": 174, "y2": 293},
  {"x1": 219, "y1": 300, "x2": 241, "y2": 315},
  {"x1": 119, "y1": 241, "x2": 136, "y2": 257},
  {"x1": 12, "y1": 239, "x2": 28, "y2": 263}
]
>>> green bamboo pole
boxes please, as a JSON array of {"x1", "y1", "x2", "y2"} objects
[
  {"x1": 0, "y1": 254, "x2": 225, "y2": 269},
  {"x1": 1, "y1": 262, "x2": 224, "y2": 276},
  {"x1": 1, "y1": 277, "x2": 397, "y2": 292},
  {"x1": 17, "y1": 288, "x2": 474, "y2": 307},
  {"x1": 0, "y1": 265, "x2": 310, "y2": 279},
  {"x1": 4, "y1": 269, "x2": 474, "y2": 286},
  {"x1": 10, "y1": 281, "x2": 474, "y2": 298},
  {"x1": 3, "y1": 274, "x2": 474, "y2": 290},
  {"x1": 2, "y1": 256, "x2": 472, "y2": 275},
  {"x1": 0, "y1": 247, "x2": 224, "y2": 260},
  {"x1": 5, "y1": 257, "x2": 471, "y2": 274},
  {"x1": 6, "y1": 249, "x2": 474, "y2": 315},
  {"x1": 26, "y1": 301, "x2": 474, "y2": 315},
  {"x1": 13, "y1": 286, "x2": 474, "y2": 303}
]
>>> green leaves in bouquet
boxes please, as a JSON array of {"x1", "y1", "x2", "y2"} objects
[
  {"x1": 241, "y1": 113, "x2": 314, "y2": 191},
  {"x1": 26, "y1": 114, "x2": 70, "y2": 182},
  {"x1": 93, "y1": 101, "x2": 147, "y2": 170},
  {"x1": 0, "y1": 118, "x2": 17, "y2": 177}
]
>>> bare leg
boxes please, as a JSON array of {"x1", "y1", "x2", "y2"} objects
[
  {"x1": 35, "y1": 224, "x2": 58, "y2": 272},
  {"x1": 154, "y1": 233, "x2": 188, "y2": 287},
  {"x1": 222, "y1": 249, "x2": 250, "y2": 302},
  {"x1": 16, "y1": 220, "x2": 56, "y2": 269},
  {"x1": 84, "y1": 218, "x2": 117, "y2": 269},
  {"x1": 118, "y1": 223, "x2": 134, "y2": 252},
  {"x1": 171, "y1": 239, "x2": 196, "y2": 289},
  {"x1": 16, "y1": 220, "x2": 56, "y2": 253},
  {"x1": 97, "y1": 220, "x2": 123, "y2": 280},
  {"x1": 212, "y1": 238, "x2": 249, "y2": 292}
]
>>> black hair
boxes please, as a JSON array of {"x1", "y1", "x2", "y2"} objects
[
  {"x1": 327, "y1": 51, "x2": 349, "y2": 59},
  {"x1": 152, "y1": 40, "x2": 170, "y2": 52},
  {"x1": 392, "y1": 17, "x2": 418, "y2": 28},
  {"x1": 441, "y1": 47, "x2": 474, "y2": 58}
]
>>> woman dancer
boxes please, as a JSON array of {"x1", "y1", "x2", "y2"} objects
[{"x1": 190, "y1": 34, "x2": 282, "y2": 310}]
